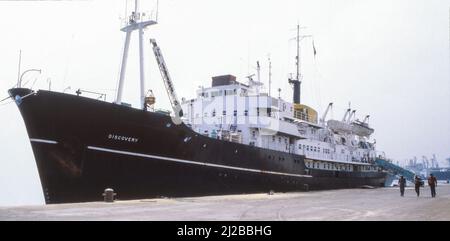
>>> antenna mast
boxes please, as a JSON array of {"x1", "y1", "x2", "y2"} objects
[
  {"x1": 115, "y1": 0, "x2": 157, "y2": 109},
  {"x1": 288, "y1": 24, "x2": 311, "y2": 104},
  {"x1": 256, "y1": 61, "x2": 261, "y2": 83},
  {"x1": 296, "y1": 24, "x2": 300, "y2": 83},
  {"x1": 268, "y1": 55, "x2": 272, "y2": 97}
]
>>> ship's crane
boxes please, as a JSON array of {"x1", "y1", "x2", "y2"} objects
[
  {"x1": 431, "y1": 154, "x2": 439, "y2": 168},
  {"x1": 320, "y1": 102, "x2": 333, "y2": 125},
  {"x1": 149, "y1": 39, "x2": 183, "y2": 124},
  {"x1": 342, "y1": 108, "x2": 351, "y2": 122},
  {"x1": 347, "y1": 110, "x2": 356, "y2": 123},
  {"x1": 362, "y1": 115, "x2": 370, "y2": 124},
  {"x1": 422, "y1": 156, "x2": 429, "y2": 169}
]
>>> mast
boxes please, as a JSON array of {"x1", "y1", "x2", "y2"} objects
[
  {"x1": 296, "y1": 24, "x2": 300, "y2": 85},
  {"x1": 256, "y1": 61, "x2": 261, "y2": 95},
  {"x1": 288, "y1": 25, "x2": 301, "y2": 104},
  {"x1": 116, "y1": 31, "x2": 132, "y2": 105},
  {"x1": 138, "y1": 4, "x2": 146, "y2": 110},
  {"x1": 288, "y1": 24, "x2": 312, "y2": 104},
  {"x1": 268, "y1": 56, "x2": 272, "y2": 97},
  {"x1": 115, "y1": 0, "x2": 157, "y2": 109},
  {"x1": 256, "y1": 61, "x2": 261, "y2": 83}
]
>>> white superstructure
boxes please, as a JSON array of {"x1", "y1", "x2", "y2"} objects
[
  {"x1": 181, "y1": 74, "x2": 379, "y2": 172},
  {"x1": 178, "y1": 23, "x2": 383, "y2": 173}
]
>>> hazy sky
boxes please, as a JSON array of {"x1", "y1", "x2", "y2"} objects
[{"x1": 0, "y1": 0, "x2": 449, "y2": 206}]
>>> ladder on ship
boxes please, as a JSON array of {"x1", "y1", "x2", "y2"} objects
[{"x1": 375, "y1": 158, "x2": 418, "y2": 183}]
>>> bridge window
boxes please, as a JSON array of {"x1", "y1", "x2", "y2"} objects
[
  {"x1": 225, "y1": 90, "x2": 234, "y2": 95},
  {"x1": 211, "y1": 91, "x2": 220, "y2": 97}
]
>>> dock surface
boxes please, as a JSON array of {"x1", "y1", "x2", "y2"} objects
[{"x1": 1, "y1": 185, "x2": 450, "y2": 220}]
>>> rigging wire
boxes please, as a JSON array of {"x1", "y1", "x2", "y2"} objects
[
  {"x1": 0, "y1": 95, "x2": 10, "y2": 103},
  {"x1": 30, "y1": 78, "x2": 39, "y2": 89},
  {"x1": 0, "y1": 99, "x2": 14, "y2": 107}
]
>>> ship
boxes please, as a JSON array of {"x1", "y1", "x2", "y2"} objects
[
  {"x1": 404, "y1": 155, "x2": 450, "y2": 181},
  {"x1": 7, "y1": 1, "x2": 388, "y2": 204}
]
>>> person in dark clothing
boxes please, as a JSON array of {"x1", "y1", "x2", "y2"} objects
[
  {"x1": 414, "y1": 175, "x2": 422, "y2": 197},
  {"x1": 428, "y1": 174, "x2": 437, "y2": 198},
  {"x1": 398, "y1": 176, "x2": 406, "y2": 197}
]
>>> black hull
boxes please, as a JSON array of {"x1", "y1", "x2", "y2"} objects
[{"x1": 9, "y1": 88, "x2": 387, "y2": 204}]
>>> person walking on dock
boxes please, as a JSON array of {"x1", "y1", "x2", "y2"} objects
[
  {"x1": 398, "y1": 176, "x2": 406, "y2": 197},
  {"x1": 414, "y1": 175, "x2": 422, "y2": 197},
  {"x1": 428, "y1": 174, "x2": 437, "y2": 198}
]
